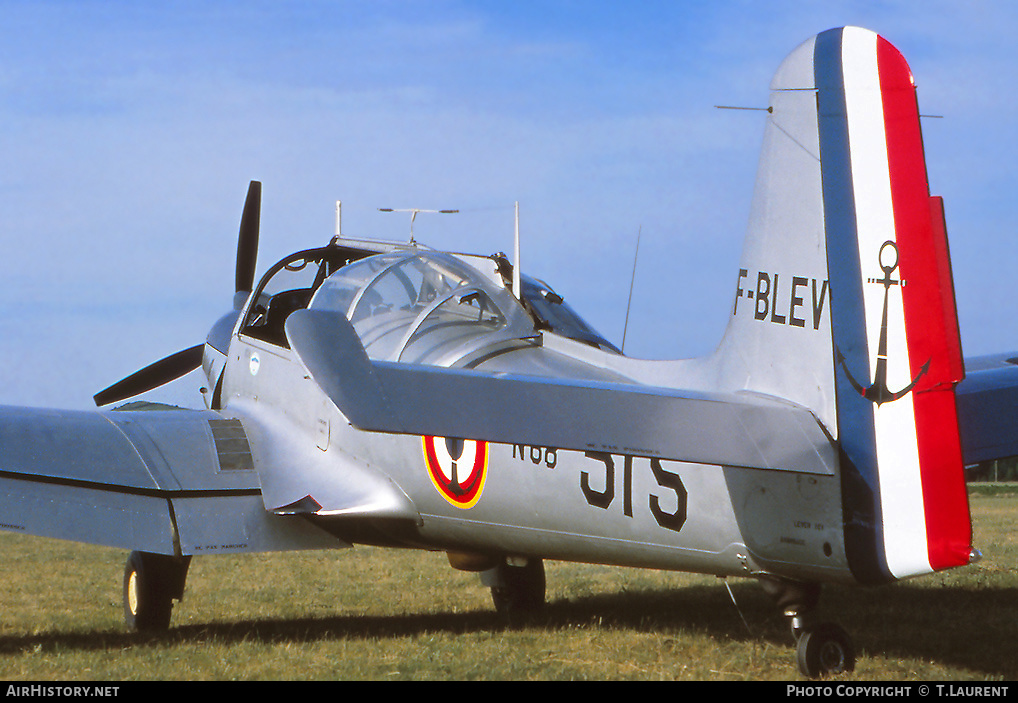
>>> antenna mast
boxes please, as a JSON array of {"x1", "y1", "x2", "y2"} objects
[
  {"x1": 621, "y1": 226, "x2": 641, "y2": 353},
  {"x1": 513, "y1": 201, "x2": 522, "y2": 299}
]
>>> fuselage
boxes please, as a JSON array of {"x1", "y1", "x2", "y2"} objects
[{"x1": 202, "y1": 237, "x2": 855, "y2": 586}]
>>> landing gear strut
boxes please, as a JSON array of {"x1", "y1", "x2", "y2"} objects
[
  {"x1": 123, "y1": 551, "x2": 191, "y2": 632},
  {"x1": 761, "y1": 577, "x2": 855, "y2": 678}
]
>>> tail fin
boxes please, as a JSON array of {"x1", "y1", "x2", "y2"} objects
[{"x1": 716, "y1": 27, "x2": 971, "y2": 584}]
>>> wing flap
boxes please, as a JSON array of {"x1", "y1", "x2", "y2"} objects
[
  {"x1": 0, "y1": 474, "x2": 179, "y2": 554},
  {"x1": 286, "y1": 309, "x2": 837, "y2": 475}
]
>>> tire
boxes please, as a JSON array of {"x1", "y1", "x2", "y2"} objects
[
  {"x1": 796, "y1": 622, "x2": 855, "y2": 678},
  {"x1": 489, "y1": 558, "x2": 546, "y2": 616},
  {"x1": 123, "y1": 551, "x2": 189, "y2": 632}
]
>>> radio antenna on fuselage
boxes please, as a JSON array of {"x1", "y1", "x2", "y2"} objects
[
  {"x1": 621, "y1": 225, "x2": 642, "y2": 353},
  {"x1": 513, "y1": 201, "x2": 522, "y2": 300}
]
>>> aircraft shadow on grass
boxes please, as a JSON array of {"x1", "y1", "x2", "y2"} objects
[{"x1": 0, "y1": 581, "x2": 1013, "y2": 678}]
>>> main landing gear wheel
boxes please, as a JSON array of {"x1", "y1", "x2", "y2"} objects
[
  {"x1": 796, "y1": 622, "x2": 855, "y2": 678},
  {"x1": 123, "y1": 551, "x2": 191, "y2": 632},
  {"x1": 484, "y1": 557, "x2": 546, "y2": 616}
]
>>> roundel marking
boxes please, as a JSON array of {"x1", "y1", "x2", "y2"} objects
[{"x1": 422, "y1": 436, "x2": 488, "y2": 509}]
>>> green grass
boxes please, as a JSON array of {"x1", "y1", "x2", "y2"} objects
[
  {"x1": 967, "y1": 481, "x2": 1018, "y2": 497},
  {"x1": 0, "y1": 494, "x2": 1014, "y2": 680}
]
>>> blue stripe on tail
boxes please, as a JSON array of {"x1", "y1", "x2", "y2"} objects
[{"x1": 814, "y1": 27, "x2": 892, "y2": 585}]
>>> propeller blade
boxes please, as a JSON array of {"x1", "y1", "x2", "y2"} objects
[
  {"x1": 235, "y1": 180, "x2": 261, "y2": 294},
  {"x1": 93, "y1": 344, "x2": 204, "y2": 407}
]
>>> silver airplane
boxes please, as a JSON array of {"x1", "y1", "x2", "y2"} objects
[{"x1": 1, "y1": 26, "x2": 1014, "y2": 678}]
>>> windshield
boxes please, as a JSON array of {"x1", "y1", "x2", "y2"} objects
[
  {"x1": 521, "y1": 276, "x2": 620, "y2": 353},
  {"x1": 239, "y1": 245, "x2": 366, "y2": 348}
]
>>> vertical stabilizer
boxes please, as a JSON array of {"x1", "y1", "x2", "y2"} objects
[{"x1": 717, "y1": 27, "x2": 971, "y2": 584}]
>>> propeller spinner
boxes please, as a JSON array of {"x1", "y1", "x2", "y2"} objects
[{"x1": 93, "y1": 181, "x2": 262, "y2": 407}]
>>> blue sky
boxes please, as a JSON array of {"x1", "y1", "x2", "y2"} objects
[{"x1": 1, "y1": 1, "x2": 1016, "y2": 409}]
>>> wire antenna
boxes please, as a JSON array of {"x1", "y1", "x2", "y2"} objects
[
  {"x1": 723, "y1": 578, "x2": 755, "y2": 636},
  {"x1": 714, "y1": 105, "x2": 773, "y2": 112}
]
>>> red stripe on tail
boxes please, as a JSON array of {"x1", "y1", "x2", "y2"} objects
[{"x1": 877, "y1": 36, "x2": 971, "y2": 570}]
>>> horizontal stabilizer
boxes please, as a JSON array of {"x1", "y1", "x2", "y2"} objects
[
  {"x1": 285, "y1": 309, "x2": 837, "y2": 475},
  {"x1": 956, "y1": 353, "x2": 1018, "y2": 464}
]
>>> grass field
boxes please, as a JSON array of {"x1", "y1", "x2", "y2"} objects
[{"x1": 0, "y1": 489, "x2": 1014, "y2": 681}]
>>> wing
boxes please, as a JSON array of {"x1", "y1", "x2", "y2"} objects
[
  {"x1": 0, "y1": 404, "x2": 349, "y2": 555},
  {"x1": 955, "y1": 353, "x2": 1018, "y2": 464},
  {"x1": 284, "y1": 309, "x2": 838, "y2": 475}
]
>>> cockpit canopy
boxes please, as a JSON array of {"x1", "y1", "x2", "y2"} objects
[
  {"x1": 309, "y1": 250, "x2": 531, "y2": 364},
  {"x1": 240, "y1": 246, "x2": 619, "y2": 367}
]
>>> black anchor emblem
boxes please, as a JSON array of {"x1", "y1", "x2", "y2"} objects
[{"x1": 836, "y1": 240, "x2": 930, "y2": 405}]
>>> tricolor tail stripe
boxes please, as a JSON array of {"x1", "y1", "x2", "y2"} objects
[
  {"x1": 817, "y1": 27, "x2": 970, "y2": 583},
  {"x1": 878, "y1": 36, "x2": 970, "y2": 572}
]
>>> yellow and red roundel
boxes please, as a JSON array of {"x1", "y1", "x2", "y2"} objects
[{"x1": 422, "y1": 436, "x2": 488, "y2": 509}]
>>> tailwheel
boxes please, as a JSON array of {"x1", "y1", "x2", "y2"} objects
[
  {"x1": 123, "y1": 551, "x2": 191, "y2": 632},
  {"x1": 796, "y1": 622, "x2": 856, "y2": 678},
  {"x1": 758, "y1": 576, "x2": 855, "y2": 678},
  {"x1": 483, "y1": 557, "x2": 546, "y2": 616}
]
